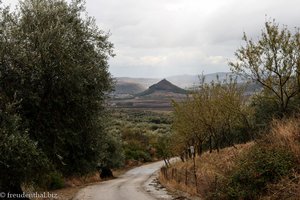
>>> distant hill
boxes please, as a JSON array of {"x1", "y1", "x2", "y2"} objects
[
  {"x1": 109, "y1": 75, "x2": 258, "y2": 111},
  {"x1": 110, "y1": 79, "x2": 188, "y2": 110},
  {"x1": 114, "y1": 81, "x2": 145, "y2": 95},
  {"x1": 136, "y1": 79, "x2": 187, "y2": 97},
  {"x1": 167, "y1": 72, "x2": 244, "y2": 88},
  {"x1": 115, "y1": 72, "x2": 244, "y2": 91},
  {"x1": 116, "y1": 77, "x2": 160, "y2": 89}
]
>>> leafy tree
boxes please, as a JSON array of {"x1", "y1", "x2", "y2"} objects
[
  {"x1": 172, "y1": 77, "x2": 252, "y2": 157},
  {"x1": 154, "y1": 134, "x2": 172, "y2": 167},
  {"x1": 0, "y1": 96, "x2": 50, "y2": 197},
  {"x1": 230, "y1": 20, "x2": 300, "y2": 116},
  {"x1": 0, "y1": 0, "x2": 117, "y2": 192}
]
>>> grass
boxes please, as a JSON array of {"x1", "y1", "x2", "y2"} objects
[
  {"x1": 159, "y1": 143, "x2": 253, "y2": 198},
  {"x1": 159, "y1": 117, "x2": 300, "y2": 200}
]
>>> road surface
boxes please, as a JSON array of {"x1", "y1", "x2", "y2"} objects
[{"x1": 73, "y1": 161, "x2": 172, "y2": 200}]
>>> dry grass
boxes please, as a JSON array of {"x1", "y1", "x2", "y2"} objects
[
  {"x1": 159, "y1": 143, "x2": 254, "y2": 199},
  {"x1": 160, "y1": 117, "x2": 300, "y2": 199},
  {"x1": 258, "y1": 117, "x2": 300, "y2": 200},
  {"x1": 267, "y1": 118, "x2": 300, "y2": 164},
  {"x1": 26, "y1": 172, "x2": 101, "y2": 200},
  {"x1": 64, "y1": 172, "x2": 100, "y2": 188},
  {"x1": 262, "y1": 171, "x2": 300, "y2": 200},
  {"x1": 159, "y1": 174, "x2": 198, "y2": 196}
]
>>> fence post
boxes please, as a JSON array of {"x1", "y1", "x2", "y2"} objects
[
  {"x1": 185, "y1": 168, "x2": 188, "y2": 185},
  {"x1": 193, "y1": 155, "x2": 198, "y2": 193}
]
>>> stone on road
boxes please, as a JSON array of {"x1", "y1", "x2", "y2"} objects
[{"x1": 73, "y1": 160, "x2": 172, "y2": 200}]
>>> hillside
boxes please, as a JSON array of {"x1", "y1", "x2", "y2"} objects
[
  {"x1": 160, "y1": 143, "x2": 253, "y2": 198},
  {"x1": 159, "y1": 118, "x2": 300, "y2": 200},
  {"x1": 110, "y1": 79, "x2": 187, "y2": 110},
  {"x1": 136, "y1": 79, "x2": 187, "y2": 97},
  {"x1": 116, "y1": 77, "x2": 160, "y2": 89},
  {"x1": 114, "y1": 81, "x2": 145, "y2": 95},
  {"x1": 167, "y1": 72, "x2": 244, "y2": 88}
]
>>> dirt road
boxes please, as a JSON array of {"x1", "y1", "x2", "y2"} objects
[{"x1": 73, "y1": 161, "x2": 172, "y2": 200}]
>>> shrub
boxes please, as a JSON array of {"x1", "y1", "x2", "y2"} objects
[
  {"x1": 125, "y1": 149, "x2": 152, "y2": 162},
  {"x1": 46, "y1": 172, "x2": 65, "y2": 190},
  {"x1": 225, "y1": 145, "x2": 295, "y2": 199}
]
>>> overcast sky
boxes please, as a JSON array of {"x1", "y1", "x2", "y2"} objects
[{"x1": 5, "y1": 0, "x2": 300, "y2": 78}]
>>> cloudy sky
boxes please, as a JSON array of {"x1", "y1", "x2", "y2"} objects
[{"x1": 5, "y1": 0, "x2": 300, "y2": 78}]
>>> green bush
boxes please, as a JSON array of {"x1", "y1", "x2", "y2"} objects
[
  {"x1": 226, "y1": 145, "x2": 294, "y2": 199},
  {"x1": 46, "y1": 172, "x2": 65, "y2": 190},
  {"x1": 125, "y1": 149, "x2": 152, "y2": 162}
]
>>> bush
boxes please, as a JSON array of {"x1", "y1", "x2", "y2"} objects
[
  {"x1": 125, "y1": 149, "x2": 152, "y2": 162},
  {"x1": 206, "y1": 117, "x2": 300, "y2": 200},
  {"x1": 46, "y1": 172, "x2": 65, "y2": 190},
  {"x1": 225, "y1": 145, "x2": 294, "y2": 199}
]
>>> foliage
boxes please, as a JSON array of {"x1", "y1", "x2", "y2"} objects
[
  {"x1": 125, "y1": 148, "x2": 152, "y2": 162},
  {"x1": 225, "y1": 145, "x2": 294, "y2": 199},
  {"x1": 108, "y1": 110, "x2": 172, "y2": 163},
  {"x1": 230, "y1": 20, "x2": 300, "y2": 119},
  {"x1": 207, "y1": 117, "x2": 300, "y2": 200},
  {"x1": 172, "y1": 76, "x2": 253, "y2": 157},
  {"x1": 155, "y1": 134, "x2": 172, "y2": 159},
  {"x1": 250, "y1": 93, "x2": 281, "y2": 128},
  {"x1": 46, "y1": 172, "x2": 65, "y2": 190},
  {"x1": 0, "y1": 99, "x2": 50, "y2": 192},
  {"x1": 99, "y1": 130, "x2": 125, "y2": 169},
  {"x1": 0, "y1": 0, "x2": 118, "y2": 191}
]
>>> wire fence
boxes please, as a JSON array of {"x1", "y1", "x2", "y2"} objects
[{"x1": 160, "y1": 166, "x2": 199, "y2": 190}]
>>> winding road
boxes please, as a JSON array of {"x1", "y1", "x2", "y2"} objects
[{"x1": 73, "y1": 161, "x2": 172, "y2": 200}]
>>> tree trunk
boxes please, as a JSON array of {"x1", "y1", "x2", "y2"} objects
[
  {"x1": 180, "y1": 152, "x2": 185, "y2": 162},
  {"x1": 197, "y1": 139, "x2": 202, "y2": 156},
  {"x1": 209, "y1": 136, "x2": 212, "y2": 153}
]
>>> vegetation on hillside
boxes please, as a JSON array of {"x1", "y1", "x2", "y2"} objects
[
  {"x1": 107, "y1": 110, "x2": 173, "y2": 165},
  {"x1": 160, "y1": 118, "x2": 300, "y2": 199},
  {"x1": 161, "y1": 20, "x2": 300, "y2": 200},
  {"x1": 172, "y1": 76, "x2": 253, "y2": 159},
  {"x1": 114, "y1": 82, "x2": 145, "y2": 96}
]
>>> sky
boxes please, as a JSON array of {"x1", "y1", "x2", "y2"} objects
[{"x1": 5, "y1": 0, "x2": 300, "y2": 78}]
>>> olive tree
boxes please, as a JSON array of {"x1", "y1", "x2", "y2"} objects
[
  {"x1": 0, "y1": 95, "x2": 50, "y2": 196},
  {"x1": 0, "y1": 0, "x2": 118, "y2": 193}
]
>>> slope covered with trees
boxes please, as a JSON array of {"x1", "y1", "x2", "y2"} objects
[{"x1": 160, "y1": 20, "x2": 300, "y2": 200}]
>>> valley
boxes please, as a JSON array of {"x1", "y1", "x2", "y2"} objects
[{"x1": 110, "y1": 79, "x2": 188, "y2": 110}]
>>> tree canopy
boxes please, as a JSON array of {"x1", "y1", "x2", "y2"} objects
[
  {"x1": 0, "y1": 0, "x2": 117, "y2": 193},
  {"x1": 172, "y1": 77, "x2": 252, "y2": 157},
  {"x1": 230, "y1": 20, "x2": 300, "y2": 116}
]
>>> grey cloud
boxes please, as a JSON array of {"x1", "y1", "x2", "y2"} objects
[{"x1": 5, "y1": 0, "x2": 300, "y2": 78}]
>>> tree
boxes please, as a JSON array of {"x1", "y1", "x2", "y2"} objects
[
  {"x1": 0, "y1": 95, "x2": 50, "y2": 198},
  {"x1": 155, "y1": 134, "x2": 172, "y2": 167},
  {"x1": 172, "y1": 77, "x2": 252, "y2": 157},
  {"x1": 230, "y1": 20, "x2": 300, "y2": 116},
  {"x1": 0, "y1": 0, "x2": 117, "y2": 192}
]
